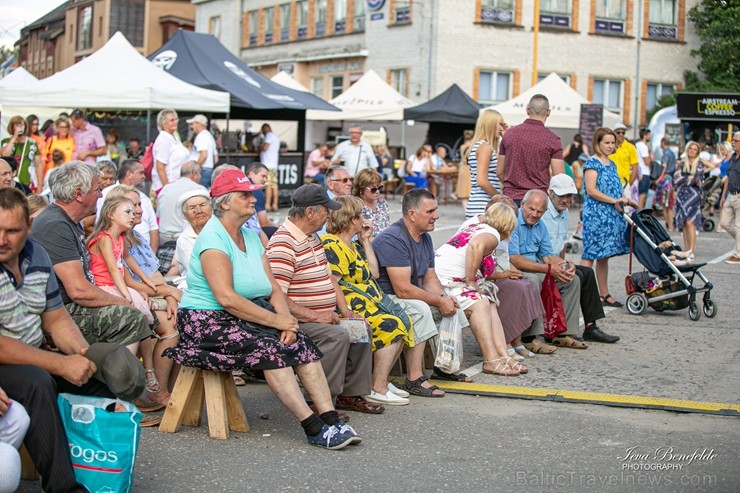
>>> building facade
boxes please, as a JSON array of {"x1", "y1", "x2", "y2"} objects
[
  {"x1": 19, "y1": 0, "x2": 196, "y2": 78},
  {"x1": 197, "y1": 0, "x2": 698, "y2": 126}
]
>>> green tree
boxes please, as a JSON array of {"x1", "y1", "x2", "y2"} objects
[{"x1": 685, "y1": 0, "x2": 740, "y2": 92}]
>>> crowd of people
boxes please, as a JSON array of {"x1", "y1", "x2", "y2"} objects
[{"x1": 1, "y1": 98, "x2": 739, "y2": 489}]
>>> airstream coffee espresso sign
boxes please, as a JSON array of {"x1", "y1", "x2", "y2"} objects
[{"x1": 676, "y1": 93, "x2": 740, "y2": 122}]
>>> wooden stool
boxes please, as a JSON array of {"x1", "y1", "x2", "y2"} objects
[
  {"x1": 383, "y1": 179, "x2": 399, "y2": 200},
  {"x1": 20, "y1": 444, "x2": 39, "y2": 480},
  {"x1": 159, "y1": 367, "x2": 249, "y2": 440},
  {"x1": 402, "y1": 182, "x2": 414, "y2": 194}
]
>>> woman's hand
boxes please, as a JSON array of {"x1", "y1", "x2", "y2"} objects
[
  {"x1": 279, "y1": 330, "x2": 297, "y2": 345},
  {"x1": 271, "y1": 313, "x2": 299, "y2": 333},
  {"x1": 165, "y1": 295, "x2": 178, "y2": 319},
  {"x1": 142, "y1": 276, "x2": 157, "y2": 291},
  {"x1": 359, "y1": 220, "x2": 373, "y2": 243}
]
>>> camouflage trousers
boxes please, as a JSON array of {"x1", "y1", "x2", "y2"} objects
[{"x1": 65, "y1": 302, "x2": 154, "y2": 346}]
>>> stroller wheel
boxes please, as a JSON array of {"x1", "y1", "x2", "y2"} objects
[
  {"x1": 570, "y1": 242, "x2": 580, "y2": 254},
  {"x1": 626, "y1": 293, "x2": 648, "y2": 315},
  {"x1": 703, "y1": 299, "x2": 718, "y2": 318},
  {"x1": 565, "y1": 243, "x2": 572, "y2": 253},
  {"x1": 702, "y1": 218, "x2": 715, "y2": 232},
  {"x1": 688, "y1": 301, "x2": 701, "y2": 321}
]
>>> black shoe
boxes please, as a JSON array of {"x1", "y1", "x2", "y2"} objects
[{"x1": 583, "y1": 326, "x2": 620, "y2": 343}]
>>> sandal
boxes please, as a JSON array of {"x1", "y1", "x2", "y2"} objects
[
  {"x1": 144, "y1": 368, "x2": 160, "y2": 393},
  {"x1": 507, "y1": 348, "x2": 525, "y2": 361},
  {"x1": 140, "y1": 413, "x2": 162, "y2": 428},
  {"x1": 524, "y1": 339, "x2": 557, "y2": 354},
  {"x1": 600, "y1": 293, "x2": 624, "y2": 308},
  {"x1": 232, "y1": 375, "x2": 247, "y2": 386},
  {"x1": 550, "y1": 335, "x2": 588, "y2": 349},
  {"x1": 403, "y1": 376, "x2": 445, "y2": 397},
  {"x1": 482, "y1": 358, "x2": 520, "y2": 376},
  {"x1": 507, "y1": 358, "x2": 528, "y2": 374},
  {"x1": 513, "y1": 345, "x2": 535, "y2": 358},
  {"x1": 431, "y1": 367, "x2": 472, "y2": 383}
]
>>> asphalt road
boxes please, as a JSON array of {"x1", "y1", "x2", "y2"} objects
[{"x1": 19, "y1": 198, "x2": 740, "y2": 493}]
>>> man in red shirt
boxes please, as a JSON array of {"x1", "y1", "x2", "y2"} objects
[{"x1": 497, "y1": 94, "x2": 565, "y2": 203}]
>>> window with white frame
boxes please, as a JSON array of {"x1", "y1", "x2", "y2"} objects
[
  {"x1": 648, "y1": 0, "x2": 678, "y2": 39},
  {"x1": 595, "y1": 0, "x2": 626, "y2": 34},
  {"x1": 480, "y1": 0, "x2": 515, "y2": 25},
  {"x1": 297, "y1": 1, "x2": 308, "y2": 38},
  {"x1": 478, "y1": 70, "x2": 512, "y2": 104},
  {"x1": 390, "y1": 69, "x2": 408, "y2": 96},
  {"x1": 335, "y1": 0, "x2": 347, "y2": 33},
  {"x1": 264, "y1": 7, "x2": 274, "y2": 43},
  {"x1": 280, "y1": 4, "x2": 290, "y2": 42},
  {"x1": 354, "y1": 0, "x2": 366, "y2": 31},
  {"x1": 316, "y1": 0, "x2": 327, "y2": 36},
  {"x1": 593, "y1": 78, "x2": 623, "y2": 114},
  {"x1": 77, "y1": 5, "x2": 93, "y2": 50},
  {"x1": 331, "y1": 75, "x2": 344, "y2": 98},
  {"x1": 540, "y1": 0, "x2": 571, "y2": 28},
  {"x1": 312, "y1": 77, "x2": 325, "y2": 99},
  {"x1": 646, "y1": 83, "x2": 674, "y2": 112},
  {"x1": 248, "y1": 10, "x2": 258, "y2": 45}
]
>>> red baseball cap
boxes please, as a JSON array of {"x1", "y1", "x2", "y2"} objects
[{"x1": 210, "y1": 169, "x2": 264, "y2": 197}]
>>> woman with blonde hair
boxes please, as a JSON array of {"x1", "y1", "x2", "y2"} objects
[
  {"x1": 465, "y1": 109, "x2": 506, "y2": 219},
  {"x1": 352, "y1": 168, "x2": 390, "y2": 239},
  {"x1": 435, "y1": 203, "x2": 528, "y2": 376},
  {"x1": 674, "y1": 140, "x2": 704, "y2": 256}
]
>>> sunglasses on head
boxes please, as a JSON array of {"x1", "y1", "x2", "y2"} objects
[
  {"x1": 330, "y1": 177, "x2": 353, "y2": 183},
  {"x1": 366, "y1": 185, "x2": 384, "y2": 193}
]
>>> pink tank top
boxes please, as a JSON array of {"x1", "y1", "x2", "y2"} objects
[{"x1": 88, "y1": 231, "x2": 125, "y2": 286}]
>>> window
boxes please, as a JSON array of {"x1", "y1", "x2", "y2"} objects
[
  {"x1": 648, "y1": 0, "x2": 678, "y2": 39},
  {"x1": 390, "y1": 69, "x2": 408, "y2": 97},
  {"x1": 110, "y1": 0, "x2": 145, "y2": 47},
  {"x1": 312, "y1": 77, "x2": 325, "y2": 99},
  {"x1": 316, "y1": 0, "x2": 327, "y2": 36},
  {"x1": 77, "y1": 5, "x2": 93, "y2": 50},
  {"x1": 209, "y1": 16, "x2": 221, "y2": 39},
  {"x1": 297, "y1": 1, "x2": 308, "y2": 38},
  {"x1": 540, "y1": 0, "x2": 571, "y2": 29},
  {"x1": 264, "y1": 7, "x2": 274, "y2": 43},
  {"x1": 248, "y1": 10, "x2": 259, "y2": 45},
  {"x1": 593, "y1": 78, "x2": 623, "y2": 114},
  {"x1": 646, "y1": 83, "x2": 674, "y2": 112},
  {"x1": 354, "y1": 0, "x2": 366, "y2": 32},
  {"x1": 393, "y1": 0, "x2": 411, "y2": 24},
  {"x1": 331, "y1": 75, "x2": 344, "y2": 98},
  {"x1": 280, "y1": 4, "x2": 290, "y2": 41},
  {"x1": 480, "y1": 0, "x2": 515, "y2": 24},
  {"x1": 595, "y1": 0, "x2": 626, "y2": 34},
  {"x1": 335, "y1": 0, "x2": 347, "y2": 33},
  {"x1": 478, "y1": 71, "x2": 511, "y2": 104}
]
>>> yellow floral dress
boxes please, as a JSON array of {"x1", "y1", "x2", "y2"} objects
[{"x1": 322, "y1": 235, "x2": 412, "y2": 351}]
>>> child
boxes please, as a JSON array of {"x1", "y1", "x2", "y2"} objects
[
  {"x1": 657, "y1": 240, "x2": 694, "y2": 265},
  {"x1": 88, "y1": 196, "x2": 156, "y2": 324}
]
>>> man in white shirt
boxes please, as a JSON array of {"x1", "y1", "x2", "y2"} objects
[
  {"x1": 635, "y1": 128, "x2": 653, "y2": 209},
  {"x1": 187, "y1": 114, "x2": 218, "y2": 187},
  {"x1": 259, "y1": 123, "x2": 281, "y2": 212},
  {"x1": 331, "y1": 125, "x2": 379, "y2": 177}
]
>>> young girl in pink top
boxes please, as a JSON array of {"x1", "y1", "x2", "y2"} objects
[{"x1": 88, "y1": 195, "x2": 156, "y2": 324}]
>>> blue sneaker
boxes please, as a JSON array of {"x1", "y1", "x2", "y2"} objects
[
  {"x1": 307, "y1": 424, "x2": 354, "y2": 450},
  {"x1": 336, "y1": 420, "x2": 362, "y2": 445}
]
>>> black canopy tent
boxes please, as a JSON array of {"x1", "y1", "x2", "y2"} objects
[{"x1": 403, "y1": 84, "x2": 481, "y2": 159}]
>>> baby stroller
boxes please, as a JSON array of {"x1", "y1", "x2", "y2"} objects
[
  {"x1": 623, "y1": 209, "x2": 716, "y2": 321},
  {"x1": 701, "y1": 174, "x2": 723, "y2": 232}
]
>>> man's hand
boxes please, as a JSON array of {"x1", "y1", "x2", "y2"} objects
[
  {"x1": 437, "y1": 296, "x2": 458, "y2": 317},
  {"x1": 551, "y1": 262, "x2": 574, "y2": 283},
  {"x1": 313, "y1": 310, "x2": 340, "y2": 325},
  {"x1": 60, "y1": 354, "x2": 97, "y2": 387}
]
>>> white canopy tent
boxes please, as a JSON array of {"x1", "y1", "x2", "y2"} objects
[
  {"x1": 306, "y1": 69, "x2": 415, "y2": 121},
  {"x1": 0, "y1": 68, "x2": 59, "y2": 138},
  {"x1": 483, "y1": 73, "x2": 622, "y2": 129},
  {"x1": 271, "y1": 71, "x2": 311, "y2": 93},
  {"x1": 0, "y1": 32, "x2": 230, "y2": 112}
]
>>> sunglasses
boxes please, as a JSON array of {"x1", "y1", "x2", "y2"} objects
[
  {"x1": 615, "y1": 131, "x2": 625, "y2": 135},
  {"x1": 330, "y1": 177, "x2": 353, "y2": 183},
  {"x1": 366, "y1": 185, "x2": 384, "y2": 193}
]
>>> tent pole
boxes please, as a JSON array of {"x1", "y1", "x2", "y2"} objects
[
  {"x1": 401, "y1": 121, "x2": 406, "y2": 159},
  {"x1": 146, "y1": 109, "x2": 151, "y2": 144}
]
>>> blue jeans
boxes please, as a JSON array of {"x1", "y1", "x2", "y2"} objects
[{"x1": 200, "y1": 167, "x2": 214, "y2": 188}]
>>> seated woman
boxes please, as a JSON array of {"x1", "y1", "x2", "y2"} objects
[
  {"x1": 164, "y1": 169, "x2": 360, "y2": 450},
  {"x1": 435, "y1": 203, "x2": 527, "y2": 375},
  {"x1": 322, "y1": 196, "x2": 412, "y2": 406},
  {"x1": 352, "y1": 168, "x2": 390, "y2": 239},
  {"x1": 174, "y1": 189, "x2": 213, "y2": 287},
  {"x1": 405, "y1": 146, "x2": 430, "y2": 190}
]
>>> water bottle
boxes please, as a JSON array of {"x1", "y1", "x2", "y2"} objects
[{"x1": 272, "y1": 212, "x2": 281, "y2": 226}]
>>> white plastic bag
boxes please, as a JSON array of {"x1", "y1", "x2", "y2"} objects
[{"x1": 434, "y1": 316, "x2": 462, "y2": 373}]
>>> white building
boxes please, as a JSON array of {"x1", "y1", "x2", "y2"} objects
[{"x1": 195, "y1": 0, "x2": 699, "y2": 129}]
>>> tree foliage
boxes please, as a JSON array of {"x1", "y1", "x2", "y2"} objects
[{"x1": 685, "y1": 0, "x2": 740, "y2": 92}]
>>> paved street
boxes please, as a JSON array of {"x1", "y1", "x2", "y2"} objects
[{"x1": 20, "y1": 197, "x2": 740, "y2": 493}]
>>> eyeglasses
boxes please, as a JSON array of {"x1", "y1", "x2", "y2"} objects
[
  {"x1": 366, "y1": 185, "x2": 384, "y2": 193},
  {"x1": 329, "y1": 177, "x2": 353, "y2": 183},
  {"x1": 615, "y1": 131, "x2": 626, "y2": 135}
]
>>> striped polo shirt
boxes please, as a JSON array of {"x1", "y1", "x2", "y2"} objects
[
  {"x1": 266, "y1": 218, "x2": 337, "y2": 311},
  {"x1": 0, "y1": 239, "x2": 63, "y2": 347}
]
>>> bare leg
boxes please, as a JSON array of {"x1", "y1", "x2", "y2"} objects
[
  {"x1": 371, "y1": 341, "x2": 403, "y2": 394},
  {"x1": 137, "y1": 338, "x2": 153, "y2": 369},
  {"x1": 293, "y1": 361, "x2": 334, "y2": 415},
  {"x1": 404, "y1": 342, "x2": 442, "y2": 395},
  {"x1": 580, "y1": 259, "x2": 594, "y2": 269},
  {"x1": 263, "y1": 366, "x2": 315, "y2": 421},
  {"x1": 683, "y1": 221, "x2": 697, "y2": 254},
  {"x1": 594, "y1": 257, "x2": 611, "y2": 298},
  {"x1": 151, "y1": 311, "x2": 178, "y2": 393},
  {"x1": 666, "y1": 207, "x2": 675, "y2": 232},
  {"x1": 465, "y1": 300, "x2": 501, "y2": 369}
]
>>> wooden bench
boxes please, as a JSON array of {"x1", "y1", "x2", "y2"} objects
[
  {"x1": 20, "y1": 444, "x2": 38, "y2": 480},
  {"x1": 159, "y1": 367, "x2": 249, "y2": 440}
]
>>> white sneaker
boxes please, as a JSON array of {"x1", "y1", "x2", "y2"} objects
[
  {"x1": 387, "y1": 382, "x2": 410, "y2": 398},
  {"x1": 365, "y1": 390, "x2": 409, "y2": 406}
]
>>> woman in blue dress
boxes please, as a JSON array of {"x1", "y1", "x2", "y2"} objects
[{"x1": 580, "y1": 127, "x2": 637, "y2": 307}]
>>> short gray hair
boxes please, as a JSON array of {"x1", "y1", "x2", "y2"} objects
[
  {"x1": 212, "y1": 192, "x2": 236, "y2": 218},
  {"x1": 526, "y1": 94, "x2": 550, "y2": 116},
  {"x1": 157, "y1": 108, "x2": 177, "y2": 130},
  {"x1": 97, "y1": 160, "x2": 117, "y2": 177},
  {"x1": 180, "y1": 160, "x2": 201, "y2": 177},
  {"x1": 325, "y1": 165, "x2": 348, "y2": 182},
  {"x1": 51, "y1": 161, "x2": 101, "y2": 202},
  {"x1": 522, "y1": 189, "x2": 548, "y2": 206},
  {"x1": 288, "y1": 204, "x2": 323, "y2": 219}
]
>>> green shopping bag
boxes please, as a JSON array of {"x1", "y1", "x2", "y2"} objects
[{"x1": 58, "y1": 393, "x2": 143, "y2": 493}]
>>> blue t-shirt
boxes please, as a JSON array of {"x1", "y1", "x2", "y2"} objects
[
  {"x1": 509, "y1": 211, "x2": 555, "y2": 262},
  {"x1": 372, "y1": 220, "x2": 435, "y2": 295},
  {"x1": 127, "y1": 231, "x2": 160, "y2": 281},
  {"x1": 180, "y1": 216, "x2": 271, "y2": 310},
  {"x1": 254, "y1": 189, "x2": 266, "y2": 212}
]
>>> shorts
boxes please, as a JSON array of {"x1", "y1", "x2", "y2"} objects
[
  {"x1": 65, "y1": 302, "x2": 154, "y2": 346},
  {"x1": 639, "y1": 174, "x2": 652, "y2": 194},
  {"x1": 267, "y1": 169, "x2": 278, "y2": 187}
]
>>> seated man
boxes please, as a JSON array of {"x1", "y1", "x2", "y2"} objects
[
  {"x1": 266, "y1": 184, "x2": 381, "y2": 415},
  {"x1": 0, "y1": 187, "x2": 145, "y2": 492},
  {"x1": 509, "y1": 189, "x2": 584, "y2": 352},
  {"x1": 373, "y1": 189, "x2": 472, "y2": 395},
  {"x1": 541, "y1": 174, "x2": 619, "y2": 343}
]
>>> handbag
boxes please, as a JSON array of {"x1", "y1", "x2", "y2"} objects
[
  {"x1": 650, "y1": 162, "x2": 664, "y2": 181},
  {"x1": 540, "y1": 264, "x2": 568, "y2": 339},
  {"x1": 58, "y1": 393, "x2": 142, "y2": 493},
  {"x1": 434, "y1": 316, "x2": 463, "y2": 373}
]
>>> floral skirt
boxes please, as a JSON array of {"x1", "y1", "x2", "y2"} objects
[{"x1": 164, "y1": 298, "x2": 322, "y2": 372}]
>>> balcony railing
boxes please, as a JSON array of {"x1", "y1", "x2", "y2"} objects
[
  {"x1": 297, "y1": 25, "x2": 308, "y2": 38},
  {"x1": 540, "y1": 12, "x2": 570, "y2": 29},
  {"x1": 648, "y1": 22, "x2": 677, "y2": 40},
  {"x1": 595, "y1": 18, "x2": 625, "y2": 34},
  {"x1": 394, "y1": 7, "x2": 410, "y2": 23},
  {"x1": 354, "y1": 15, "x2": 365, "y2": 32},
  {"x1": 480, "y1": 7, "x2": 514, "y2": 24},
  {"x1": 315, "y1": 22, "x2": 326, "y2": 36},
  {"x1": 335, "y1": 19, "x2": 346, "y2": 33}
]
